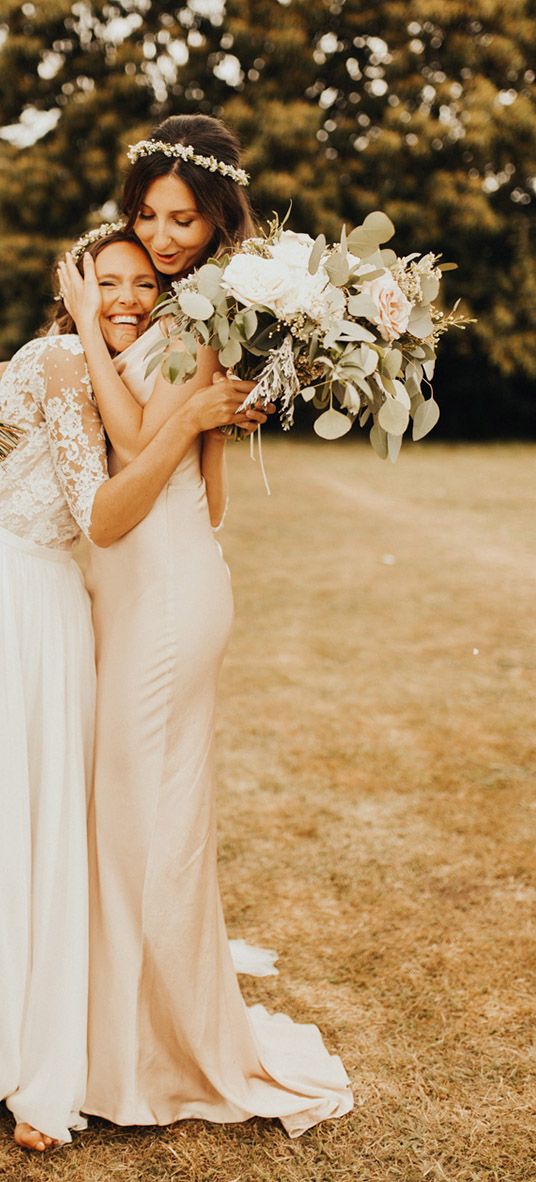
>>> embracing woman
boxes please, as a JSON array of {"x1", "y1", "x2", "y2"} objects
[
  {"x1": 0, "y1": 225, "x2": 261, "y2": 1151},
  {"x1": 59, "y1": 113, "x2": 353, "y2": 1140}
]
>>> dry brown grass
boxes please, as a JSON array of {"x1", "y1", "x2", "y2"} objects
[{"x1": 1, "y1": 440, "x2": 535, "y2": 1182}]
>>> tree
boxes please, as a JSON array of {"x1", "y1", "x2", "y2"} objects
[{"x1": 0, "y1": 0, "x2": 534, "y2": 435}]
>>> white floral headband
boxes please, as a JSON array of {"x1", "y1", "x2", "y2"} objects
[
  {"x1": 68, "y1": 219, "x2": 128, "y2": 263},
  {"x1": 127, "y1": 139, "x2": 250, "y2": 187}
]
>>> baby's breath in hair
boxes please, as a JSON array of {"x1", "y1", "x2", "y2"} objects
[{"x1": 127, "y1": 140, "x2": 249, "y2": 186}]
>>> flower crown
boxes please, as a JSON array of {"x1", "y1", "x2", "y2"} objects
[
  {"x1": 127, "y1": 139, "x2": 249, "y2": 187},
  {"x1": 69, "y1": 219, "x2": 127, "y2": 263}
]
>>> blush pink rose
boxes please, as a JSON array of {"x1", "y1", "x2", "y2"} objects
[{"x1": 362, "y1": 272, "x2": 412, "y2": 341}]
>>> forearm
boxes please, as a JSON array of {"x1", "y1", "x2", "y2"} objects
[
  {"x1": 89, "y1": 403, "x2": 199, "y2": 546},
  {"x1": 201, "y1": 433, "x2": 229, "y2": 528},
  {"x1": 77, "y1": 320, "x2": 145, "y2": 453}
]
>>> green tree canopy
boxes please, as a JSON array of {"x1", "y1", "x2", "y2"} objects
[{"x1": 0, "y1": 0, "x2": 534, "y2": 435}]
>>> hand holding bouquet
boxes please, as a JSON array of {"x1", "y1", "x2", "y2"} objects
[{"x1": 150, "y1": 211, "x2": 470, "y2": 462}]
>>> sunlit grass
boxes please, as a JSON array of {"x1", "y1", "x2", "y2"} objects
[{"x1": 2, "y1": 440, "x2": 535, "y2": 1181}]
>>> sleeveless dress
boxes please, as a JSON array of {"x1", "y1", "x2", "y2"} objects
[
  {"x1": 0, "y1": 336, "x2": 109, "y2": 1143},
  {"x1": 84, "y1": 325, "x2": 353, "y2": 1136}
]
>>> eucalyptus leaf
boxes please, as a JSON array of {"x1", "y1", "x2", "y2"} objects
[
  {"x1": 196, "y1": 263, "x2": 224, "y2": 301},
  {"x1": 383, "y1": 348, "x2": 402, "y2": 379},
  {"x1": 412, "y1": 398, "x2": 440, "y2": 440},
  {"x1": 219, "y1": 337, "x2": 243, "y2": 368},
  {"x1": 215, "y1": 315, "x2": 229, "y2": 345},
  {"x1": 325, "y1": 250, "x2": 350, "y2": 286},
  {"x1": 347, "y1": 291, "x2": 379, "y2": 319},
  {"x1": 408, "y1": 305, "x2": 434, "y2": 339},
  {"x1": 392, "y1": 379, "x2": 411, "y2": 409},
  {"x1": 359, "y1": 406, "x2": 371, "y2": 427},
  {"x1": 423, "y1": 359, "x2": 436, "y2": 381},
  {"x1": 388, "y1": 432, "x2": 402, "y2": 463},
  {"x1": 370, "y1": 421, "x2": 388, "y2": 459},
  {"x1": 380, "y1": 248, "x2": 397, "y2": 266},
  {"x1": 341, "y1": 383, "x2": 361, "y2": 413},
  {"x1": 421, "y1": 274, "x2": 440, "y2": 302},
  {"x1": 359, "y1": 344, "x2": 379, "y2": 375},
  {"x1": 314, "y1": 408, "x2": 353, "y2": 440},
  {"x1": 243, "y1": 308, "x2": 258, "y2": 339},
  {"x1": 378, "y1": 398, "x2": 409, "y2": 436},
  {"x1": 301, "y1": 386, "x2": 316, "y2": 402},
  {"x1": 336, "y1": 320, "x2": 376, "y2": 343},
  {"x1": 308, "y1": 233, "x2": 327, "y2": 275},
  {"x1": 178, "y1": 290, "x2": 214, "y2": 321}
]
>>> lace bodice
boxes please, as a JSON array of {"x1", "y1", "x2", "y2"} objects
[{"x1": 0, "y1": 335, "x2": 108, "y2": 549}]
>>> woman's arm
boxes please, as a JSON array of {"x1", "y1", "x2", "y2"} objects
[
  {"x1": 201, "y1": 431, "x2": 229, "y2": 529},
  {"x1": 40, "y1": 337, "x2": 248, "y2": 547}
]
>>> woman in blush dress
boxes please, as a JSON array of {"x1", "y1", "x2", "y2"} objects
[
  {"x1": 61, "y1": 114, "x2": 353, "y2": 1138},
  {"x1": 0, "y1": 229, "x2": 255, "y2": 1155}
]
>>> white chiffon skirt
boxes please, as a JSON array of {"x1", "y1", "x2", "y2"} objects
[{"x1": 0, "y1": 524, "x2": 95, "y2": 1143}]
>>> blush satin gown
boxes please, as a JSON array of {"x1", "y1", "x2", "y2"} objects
[{"x1": 83, "y1": 325, "x2": 353, "y2": 1137}]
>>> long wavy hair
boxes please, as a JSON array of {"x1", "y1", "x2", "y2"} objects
[{"x1": 122, "y1": 114, "x2": 256, "y2": 274}]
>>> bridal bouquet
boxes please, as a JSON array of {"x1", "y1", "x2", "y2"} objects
[{"x1": 149, "y1": 211, "x2": 469, "y2": 461}]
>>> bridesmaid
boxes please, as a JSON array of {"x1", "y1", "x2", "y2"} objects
[
  {"x1": 0, "y1": 228, "x2": 256, "y2": 1153},
  {"x1": 61, "y1": 114, "x2": 353, "y2": 1137}
]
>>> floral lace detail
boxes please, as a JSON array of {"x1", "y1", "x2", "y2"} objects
[{"x1": 0, "y1": 335, "x2": 108, "y2": 548}]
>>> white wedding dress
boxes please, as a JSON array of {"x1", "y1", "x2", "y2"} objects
[{"x1": 0, "y1": 335, "x2": 108, "y2": 1142}]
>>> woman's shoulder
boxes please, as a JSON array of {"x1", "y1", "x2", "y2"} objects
[{"x1": 13, "y1": 333, "x2": 84, "y2": 365}]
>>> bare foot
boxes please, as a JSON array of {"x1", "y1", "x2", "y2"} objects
[{"x1": 14, "y1": 1122, "x2": 57, "y2": 1151}]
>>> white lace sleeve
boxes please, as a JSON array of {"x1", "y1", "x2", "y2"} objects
[{"x1": 38, "y1": 337, "x2": 109, "y2": 538}]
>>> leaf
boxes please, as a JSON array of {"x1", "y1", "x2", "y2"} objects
[
  {"x1": 383, "y1": 348, "x2": 402, "y2": 379},
  {"x1": 301, "y1": 386, "x2": 316, "y2": 402},
  {"x1": 359, "y1": 406, "x2": 371, "y2": 427},
  {"x1": 421, "y1": 274, "x2": 440, "y2": 302},
  {"x1": 348, "y1": 210, "x2": 395, "y2": 258},
  {"x1": 341, "y1": 383, "x2": 361, "y2": 413},
  {"x1": 196, "y1": 263, "x2": 224, "y2": 301},
  {"x1": 423, "y1": 358, "x2": 436, "y2": 381},
  {"x1": 388, "y1": 432, "x2": 402, "y2": 463},
  {"x1": 347, "y1": 291, "x2": 379, "y2": 319},
  {"x1": 370, "y1": 421, "x2": 388, "y2": 459},
  {"x1": 359, "y1": 344, "x2": 378, "y2": 375},
  {"x1": 408, "y1": 305, "x2": 434, "y2": 339},
  {"x1": 392, "y1": 380, "x2": 411, "y2": 409},
  {"x1": 144, "y1": 352, "x2": 166, "y2": 379},
  {"x1": 412, "y1": 398, "x2": 440, "y2": 441},
  {"x1": 378, "y1": 398, "x2": 409, "y2": 436},
  {"x1": 324, "y1": 250, "x2": 350, "y2": 287},
  {"x1": 314, "y1": 408, "x2": 353, "y2": 440},
  {"x1": 335, "y1": 320, "x2": 376, "y2": 343},
  {"x1": 219, "y1": 337, "x2": 243, "y2": 368},
  {"x1": 380, "y1": 248, "x2": 397, "y2": 266},
  {"x1": 215, "y1": 314, "x2": 229, "y2": 345},
  {"x1": 308, "y1": 234, "x2": 327, "y2": 275},
  {"x1": 178, "y1": 291, "x2": 214, "y2": 320},
  {"x1": 243, "y1": 308, "x2": 258, "y2": 339}
]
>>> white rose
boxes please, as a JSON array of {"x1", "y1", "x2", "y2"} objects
[
  {"x1": 222, "y1": 253, "x2": 296, "y2": 312},
  {"x1": 270, "y1": 230, "x2": 316, "y2": 271},
  {"x1": 361, "y1": 272, "x2": 412, "y2": 341}
]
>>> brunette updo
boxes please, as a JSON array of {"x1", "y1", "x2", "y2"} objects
[{"x1": 122, "y1": 114, "x2": 256, "y2": 268}]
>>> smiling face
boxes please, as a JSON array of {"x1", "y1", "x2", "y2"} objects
[
  {"x1": 95, "y1": 241, "x2": 159, "y2": 353},
  {"x1": 133, "y1": 174, "x2": 215, "y2": 277}
]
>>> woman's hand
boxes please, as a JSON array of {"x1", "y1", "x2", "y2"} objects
[{"x1": 57, "y1": 252, "x2": 101, "y2": 333}]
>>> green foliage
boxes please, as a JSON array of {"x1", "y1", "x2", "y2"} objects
[{"x1": 0, "y1": 0, "x2": 534, "y2": 435}]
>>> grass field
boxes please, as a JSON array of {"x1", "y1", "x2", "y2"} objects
[{"x1": 1, "y1": 440, "x2": 535, "y2": 1182}]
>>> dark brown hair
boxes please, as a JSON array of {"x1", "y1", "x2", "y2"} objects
[
  {"x1": 45, "y1": 230, "x2": 161, "y2": 336},
  {"x1": 122, "y1": 114, "x2": 256, "y2": 274}
]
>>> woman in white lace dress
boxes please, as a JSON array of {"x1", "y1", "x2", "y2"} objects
[{"x1": 0, "y1": 229, "x2": 256, "y2": 1154}]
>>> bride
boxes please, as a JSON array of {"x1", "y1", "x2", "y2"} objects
[
  {"x1": 61, "y1": 113, "x2": 353, "y2": 1138},
  {"x1": 0, "y1": 227, "x2": 260, "y2": 1152}
]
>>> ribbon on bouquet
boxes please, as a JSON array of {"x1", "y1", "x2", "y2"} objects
[
  {"x1": 0, "y1": 421, "x2": 25, "y2": 462},
  {"x1": 235, "y1": 335, "x2": 301, "y2": 497}
]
